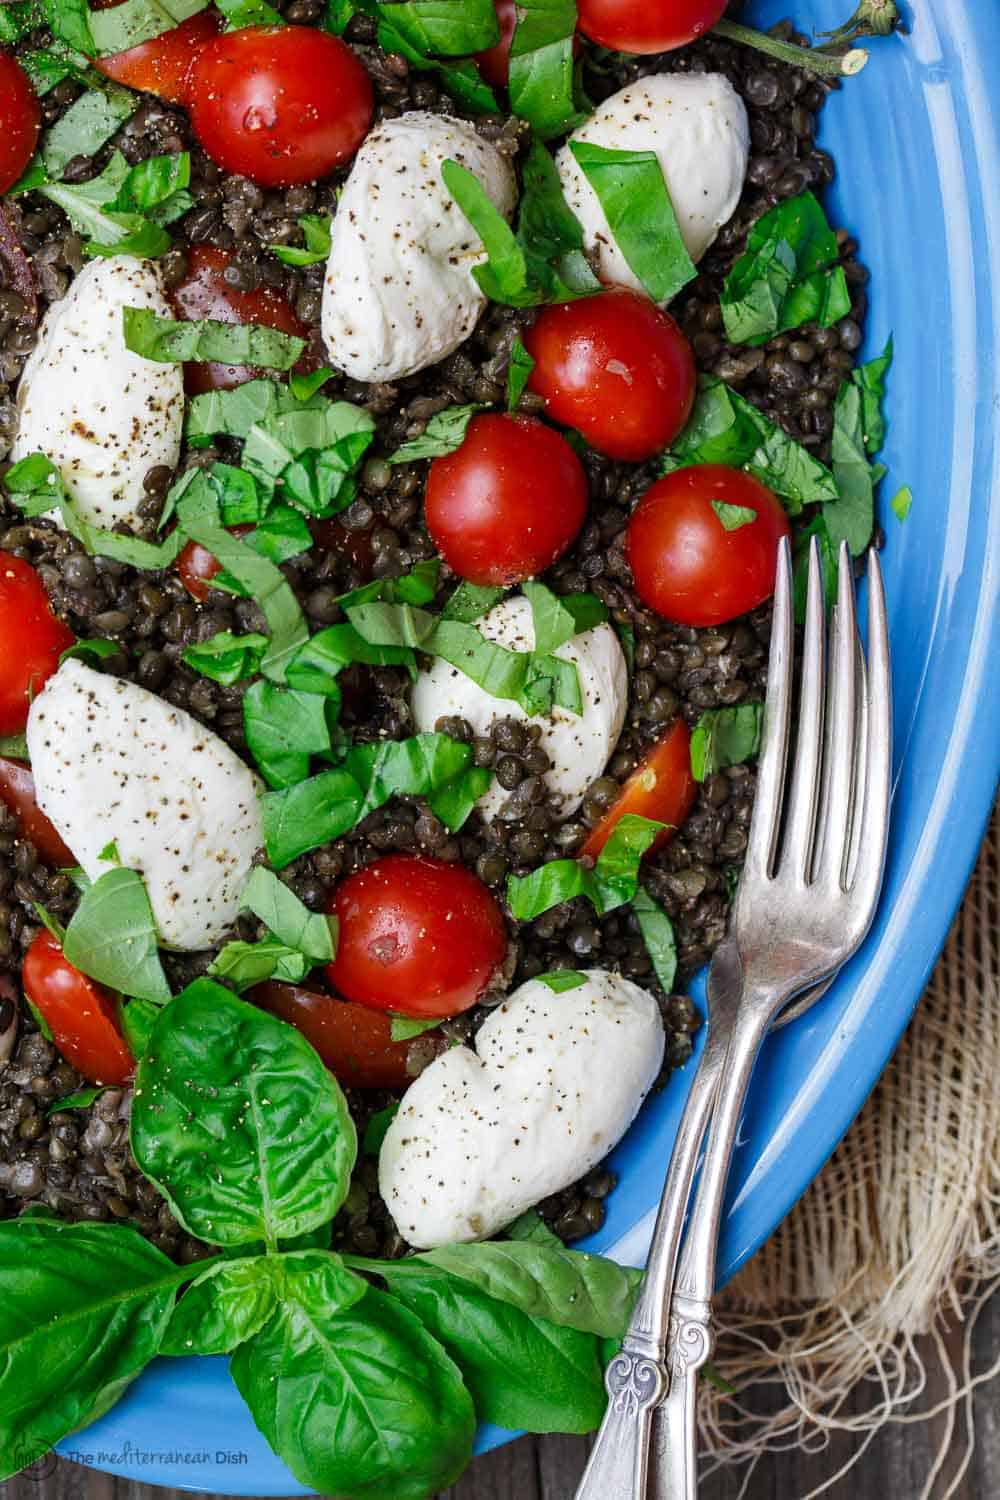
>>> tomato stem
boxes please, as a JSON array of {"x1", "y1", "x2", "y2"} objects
[
  {"x1": 816, "y1": 0, "x2": 901, "y2": 47},
  {"x1": 711, "y1": 19, "x2": 869, "y2": 78}
]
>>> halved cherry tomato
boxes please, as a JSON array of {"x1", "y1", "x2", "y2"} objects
[
  {"x1": 0, "y1": 552, "x2": 75, "y2": 736},
  {"x1": 424, "y1": 413, "x2": 588, "y2": 586},
  {"x1": 168, "y1": 245, "x2": 307, "y2": 393},
  {"x1": 176, "y1": 522, "x2": 253, "y2": 602},
  {"x1": 576, "y1": 0, "x2": 727, "y2": 53},
  {"x1": 94, "y1": 9, "x2": 223, "y2": 106},
  {"x1": 250, "y1": 980, "x2": 417, "y2": 1089},
  {"x1": 0, "y1": 50, "x2": 41, "y2": 196},
  {"x1": 188, "y1": 26, "x2": 374, "y2": 187},
  {"x1": 626, "y1": 464, "x2": 791, "y2": 627},
  {"x1": 524, "y1": 288, "x2": 697, "y2": 462},
  {"x1": 22, "y1": 930, "x2": 134, "y2": 1086},
  {"x1": 474, "y1": 0, "x2": 517, "y2": 88},
  {"x1": 328, "y1": 854, "x2": 507, "y2": 1019},
  {"x1": 579, "y1": 717, "x2": 696, "y2": 861},
  {"x1": 0, "y1": 759, "x2": 74, "y2": 867}
]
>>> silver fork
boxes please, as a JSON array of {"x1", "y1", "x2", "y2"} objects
[{"x1": 575, "y1": 535, "x2": 892, "y2": 1500}]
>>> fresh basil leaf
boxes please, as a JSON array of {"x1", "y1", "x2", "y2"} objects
[
  {"x1": 160, "y1": 1255, "x2": 280, "y2": 1357},
  {"x1": 122, "y1": 306, "x2": 305, "y2": 369},
  {"x1": 241, "y1": 398, "x2": 375, "y2": 516},
  {"x1": 97, "y1": 839, "x2": 120, "y2": 863},
  {"x1": 792, "y1": 514, "x2": 838, "y2": 625},
  {"x1": 631, "y1": 884, "x2": 677, "y2": 994},
  {"x1": 286, "y1": 625, "x2": 415, "y2": 697},
  {"x1": 47, "y1": 1086, "x2": 105, "y2": 1117},
  {"x1": 42, "y1": 0, "x2": 95, "y2": 55},
  {"x1": 362, "y1": 1104, "x2": 399, "y2": 1156},
  {"x1": 389, "y1": 403, "x2": 485, "y2": 464},
  {"x1": 241, "y1": 867, "x2": 337, "y2": 963},
  {"x1": 711, "y1": 500, "x2": 757, "y2": 531},
  {"x1": 0, "y1": 3, "x2": 38, "y2": 45},
  {"x1": 208, "y1": 936, "x2": 312, "y2": 991},
  {"x1": 371, "y1": 1265, "x2": 607, "y2": 1433},
  {"x1": 508, "y1": 0, "x2": 584, "y2": 140},
  {"x1": 441, "y1": 580, "x2": 507, "y2": 623},
  {"x1": 851, "y1": 335, "x2": 892, "y2": 455},
  {"x1": 508, "y1": 812, "x2": 665, "y2": 919},
  {"x1": 505, "y1": 1208, "x2": 563, "y2": 1246},
  {"x1": 271, "y1": 213, "x2": 332, "y2": 268},
  {"x1": 422, "y1": 613, "x2": 583, "y2": 717},
  {"x1": 232, "y1": 1281, "x2": 475, "y2": 1499},
  {"x1": 132, "y1": 979, "x2": 357, "y2": 1248},
  {"x1": 89, "y1": 0, "x2": 209, "y2": 53},
  {"x1": 506, "y1": 335, "x2": 535, "y2": 411},
  {"x1": 660, "y1": 374, "x2": 838, "y2": 514},
  {"x1": 214, "y1": 0, "x2": 282, "y2": 24},
  {"x1": 289, "y1": 366, "x2": 335, "y2": 401},
  {"x1": 536, "y1": 969, "x2": 586, "y2": 992},
  {"x1": 568, "y1": 141, "x2": 696, "y2": 305},
  {"x1": 345, "y1": 734, "x2": 473, "y2": 821},
  {"x1": 110, "y1": 149, "x2": 191, "y2": 217},
  {"x1": 362, "y1": 0, "x2": 499, "y2": 111},
  {"x1": 891, "y1": 484, "x2": 912, "y2": 521},
  {"x1": 260, "y1": 768, "x2": 364, "y2": 868},
  {"x1": 59, "y1": 637, "x2": 121, "y2": 666},
  {"x1": 244, "y1": 504, "x2": 313, "y2": 566},
  {"x1": 689, "y1": 703, "x2": 764, "y2": 781},
  {"x1": 388, "y1": 1014, "x2": 441, "y2": 1043},
  {"x1": 63, "y1": 867, "x2": 170, "y2": 1005},
  {"x1": 827, "y1": 381, "x2": 875, "y2": 555},
  {"x1": 0, "y1": 1219, "x2": 194, "y2": 1480},
  {"x1": 377, "y1": 0, "x2": 499, "y2": 53},
  {"x1": 185, "y1": 378, "x2": 286, "y2": 441},
  {"x1": 181, "y1": 630, "x2": 268, "y2": 686},
  {"x1": 720, "y1": 191, "x2": 851, "y2": 346},
  {"x1": 0, "y1": 732, "x2": 30, "y2": 758},
  {"x1": 243, "y1": 680, "x2": 335, "y2": 790},
  {"x1": 19, "y1": 46, "x2": 88, "y2": 95},
  {"x1": 34, "y1": 152, "x2": 134, "y2": 244},
  {"x1": 42, "y1": 86, "x2": 137, "y2": 179},
  {"x1": 346, "y1": 600, "x2": 436, "y2": 650},
  {"x1": 523, "y1": 580, "x2": 606, "y2": 655},
  {"x1": 426, "y1": 764, "x2": 493, "y2": 830},
  {"x1": 119, "y1": 996, "x2": 158, "y2": 1060}
]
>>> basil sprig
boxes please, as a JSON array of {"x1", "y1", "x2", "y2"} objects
[
  {"x1": 689, "y1": 703, "x2": 764, "y2": 781},
  {"x1": 568, "y1": 141, "x2": 696, "y2": 306},
  {"x1": 720, "y1": 191, "x2": 851, "y2": 346},
  {"x1": 123, "y1": 306, "x2": 306, "y2": 369},
  {"x1": 508, "y1": 0, "x2": 586, "y2": 141},
  {"x1": 508, "y1": 812, "x2": 666, "y2": 920}
]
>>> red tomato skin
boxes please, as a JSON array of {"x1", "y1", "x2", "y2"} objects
[
  {"x1": 626, "y1": 465, "x2": 791, "y2": 627},
  {"x1": 0, "y1": 552, "x2": 75, "y2": 736},
  {"x1": 328, "y1": 854, "x2": 507, "y2": 1019},
  {"x1": 524, "y1": 288, "x2": 697, "y2": 462},
  {"x1": 578, "y1": 717, "x2": 696, "y2": 861},
  {"x1": 424, "y1": 413, "x2": 588, "y2": 587},
  {"x1": 188, "y1": 26, "x2": 374, "y2": 187},
  {"x1": 576, "y1": 0, "x2": 727, "y2": 53},
  {"x1": 0, "y1": 759, "x2": 74, "y2": 867},
  {"x1": 94, "y1": 9, "x2": 222, "y2": 105},
  {"x1": 176, "y1": 522, "x2": 253, "y2": 602},
  {"x1": 22, "y1": 931, "x2": 135, "y2": 1087},
  {"x1": 168, "y1": 245, "x2": 306, "y2": 393},
  {"x1": 0, "y1": 51, "x2": 41, "y2": 196},
  {"x1": 474, "y1": 0, "x2": 517, "y2": 88},
  {"x1": 250, "y1": 980, "x2": 417, "y2": 1089}
]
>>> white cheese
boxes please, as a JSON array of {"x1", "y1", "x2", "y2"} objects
[
  {"x1": 557, "y1": 73, "x2": 750, "y2": 289},
  {"x1": 26, "y1": 660, "x2": 264, "y2": 952},
  {"x1": 321, "y1": 112, "x2": 517, "y2": 383},
  {"x1": 379, "y1": 969, "x2": 665, "y2": 1247},
  {"x1": 11, "y1": 257, "x2": 184, "y2": 530},
  {"x1": 410, "y1": 596, "x2": 627, "y2": 822}
]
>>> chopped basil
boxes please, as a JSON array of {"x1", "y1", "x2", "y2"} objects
[
  {"x1": 630, "y1": 885, "x2": 677, "y2": 994},
  {"x1": 89, "y1": 0, "x2": 209, "y2": 53},
  {"x1": 122, "y1": 307, "x2": 306, "y2": 369},
  {"x1": 711, "y1": 501, "x2": 757, "y2": 532},
  {"x1": 208, "y1": 937, "x2": 312, "y2": 991},
  {"x1": 63, "y1": 867, "x2": 171, "y2": 1006},
  {"x1": 891, "y1": 484, "x2": 912, "y2": 521},
  {"x1": 441, "y1": 581, "x2": 507, "y2": 624},
  {"x1": 349, "y1": 0, "x2": 500, "y2": 112},
  {"x1": 389, "y1": 1015, "x2": 441, "y2": 1043},
  {"x1": 241, "y1": 397, "x2": 375, "y2": 516},
  {"x1": 240, "y1": 867, "x2": 337, "y2": 964},
  {"x1": 19, "y1": 47, "x2": 89, "y2": 95},
  {"x1": 59, "y1": 637, "x2": 121, "y2": 666},
  {"x1": 362, "y1": 1104, "x2": 399, "y2": 1156},
  {"x1": 523, "y1": 580, "x2": 607, "y2": 655},
  {"x1": 335, "y1": 558, "x2": 441, "y2": 613},
  {"x1": 242, "y1": 505, "x2": 314, "y2": 567},
  {"x1": 286, "y1": 626, "x2": 416, "y2": 696},
  {"x1": 660, "y1": 375, "x2": 838, "y2": 513},
  {"x1": 720, "y1": 191, "x2": 851, "y2": 346},
  {"x1": 0, "y1": 4, "x2": 37, "y2": 45},
  {"x1": 346, "y1": 601, "x2": 436, "y2": 651},
  {"x1": 507, "y1": 813, "x2": 666, "y2": 920},
  {"x1": 271, "y1": 214, "x2": 332, "y2": 268},
  {"x1": 426, "y1": 766, "x2": 493, "y2": 830},
  {"x1": 97, "y1": 840, "x2": 120, "y2": 863},
  {"x1": 119, "y1": 996, "x2": 159, "y2": 1059},
  {"x1": 508, "y1": 0, "x2": 586, "y2": 141},
  {"x1": 243, "y1": 682, "x2": 336, "y2": 790},
  {"x1": 536, "y1": 970, "x2": 587, "y2": 993},
  {"x1": 42, "y1": 0, "x2": 95, "y2": 55},
  {"x1": 213, "y1": 0, "x2": 282, "y2": 24},
  {"x1": 34, "y1": 153, "x2": 172, "y2": 258},
  {"x1": 506, "y1": 337, "x2": 535, "y2": 411},
  {"x1": 185, "y1": 379, "x2": 287, "y2": 441},
  {"x1": 689, "y1": 703, "x2": 764, "y2": 781},
  {"x1": 181, "y1": 632, "x2": 268, "y2": 686},
  {"x1": 46, "y1": 1086, "x2": 105, "y2": 1118},
  {"x1": 41, "y1": 85, "x2": 138, "y2": 180},
  {"x1": 825, "y1": 338, "x2": 893, "y2": 555},
  {"x1": 109, "y1": 150, "x2": 193, "y2": 224},
  {"x1": 568, "y1": 142, "x2": 696, "y2": 306},
  {"x1": 851, "y1": 335, "x2": 892, "y2": 455},
  {"x1": 0, "y1": 733, "x2": 30, "y2": 759},
  {"x1": 416, "y1": 615, "x2": 582, "y2": 717},
  {"x1": 374, "y1": 0, "x2": 499, "y2": 54},
  {"x1": 389, "y1": 404, "x2": 485, "y2": 464},
  {"x1": 289, "y1": 367, "x2": 335, "y2": 402}
]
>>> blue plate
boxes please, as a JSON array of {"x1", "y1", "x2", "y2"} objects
[{"x1": 59, "y1": 0, "x2": 1000, "y2": 1489}]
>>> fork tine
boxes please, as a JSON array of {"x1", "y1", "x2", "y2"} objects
[
  {"x1": 742, "y1": 536, "x2": 793, "y2": 887},
  {"x1": 813, "y1": 542, "x2": 858, "y2": 888},
  {"x1": 782, "y1": 536, "x2": 826, "y2": 884},
  {"x1": 850, "y1": 548, "x2": 892, "y2": 920}
]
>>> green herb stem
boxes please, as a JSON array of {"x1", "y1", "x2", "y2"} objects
[{"x1": 712, "y1": 19, "x2": 868, "y2": 77}]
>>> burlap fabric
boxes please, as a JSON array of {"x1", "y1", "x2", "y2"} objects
[{"x1": 701, "y1": 807, "x2": 1000, "y2": 1499}]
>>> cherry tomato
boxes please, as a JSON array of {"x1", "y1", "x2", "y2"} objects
[
  {"x1": 524, "y1": 288, "x2": 697, "y2": 462},
  {"x1": 168, "y1": 245, "x2": 307, "y2": 393},
  {"x1": 0, "y1": 759, "x2": 74, "y2": 867},
  {"x1": 22, "y1": 930, "x2": 134, "y2": 1086},
  {"x1": 176, "y1": 522, "x2": 253, "y2": 602},
  {"x1": 188, "y1": 26, "x2": 374, "y2": 187},
  {"x1": 626, "y1": 464, "x2": 791, "y2": 627},
  {"x1": 328, "y1": 854, "x2": 507, "y2": 1019},
  {"x1": 579, "y1": 717, "x2": 696, "y2": 861},
  {"x1": 424, "y1": 413, "x2": 588, "y2": 586},
  {"x1": 95, "y1": 9, "x2": 222, "y2": 106},
  {"x1": 576, "y1": 0, "x2": 727, "y2": 53},
  {"x1": 250, "y1": 980, "x2": 419, "y2": 1089},
  {"x1": 0, "y1": 51, "x2": 41, "y2": 197},
  {"x1": 474, "y1": 0, "x2": 517, "y2": 88},
  {"x1": 0, "y1": 552, "x2": 75, "y2": 736}
]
